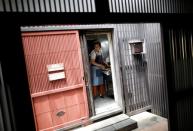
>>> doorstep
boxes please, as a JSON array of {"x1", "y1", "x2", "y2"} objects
[
  {"x1": 130, "y1": 112, "x2": 168, "y2": 131},
  {"x1": 73, "y1": 114, "x2": 138, "y2": 131}
]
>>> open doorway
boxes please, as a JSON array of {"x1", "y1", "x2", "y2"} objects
[{"x1": 82, "y1": 32, "x2": 120, "y2": 116}]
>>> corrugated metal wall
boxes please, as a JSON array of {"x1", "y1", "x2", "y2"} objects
[
  {"x1": 168, "y1": 28, "x2": 193, "y2": 92},
  {"x1": 144, "y1": 24, "x2": 168, "y2": 117},
  {"x1": 116, "y1": 24, "x2": 168, "y2": 117},
  {"x1": 108, "y1": 0, "x2": 192, "y2": 13},
  {"x1": 167, "y1": 26, "x2": 193, "y2": 130},
  {"x1": 0, "y1": 0, "x2": 96, "y2": 12},
  {"x1": 119, "y1": 40, "x2": 151, "y2": 114},
  {"x1": 0, "y1": 0, "x2": 192, "y2": 13}
]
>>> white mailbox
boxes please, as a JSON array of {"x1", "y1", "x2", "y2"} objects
[{"x1": 128, "y1": 39, "x2": 144, "y2": 55}]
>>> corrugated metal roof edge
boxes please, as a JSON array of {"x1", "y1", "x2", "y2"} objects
[{"x1": 20, "y1": 24, "x2": 115, "y2": 32}]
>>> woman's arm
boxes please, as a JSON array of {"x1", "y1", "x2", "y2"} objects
[{"x1": 91, "y1": 59, "x2": 105, "y2": 69}]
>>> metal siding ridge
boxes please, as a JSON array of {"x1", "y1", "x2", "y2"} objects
[
  {"x1": 118, "y1": 0, "x2": 123, "y2": 13},
  {"x1": 50, "y1": 0, "x2": 56, "y2": 12},
  {"x1": 0, "y1": 0, "x2": 5, "y2": 12},
  {"x1": 29, "y1": 0, "x2": 35, "y2": 12},
  {"x1": 59, "y1": 0, "x2": 65, "y2": 12},
  {"x1": 55, "y1": 0, "x2": 61, "y2": 12},
  {"x1": 34, "y1": 0, "x2": 40, "y2": 12},
  {"x1": 16, "y1": 0, "x2": 23, "y2": 12},
  {"x1": 10, "y1": 0, "x2": 17, "y2": 12},
  {"x1": 87, "y1": 0, "x2": 91, "y2": 12},
  {"x1": 108, "y1": 0, "x2": 112, "y2": 12},
  {"x1": 69, "y1": 0, "x2": 74, "y2": 12},
  {"x1": 65, "y1": 0, "x2": 70, "y2": 12},
  {"x1": 82, "y1": 0, "x2": 87, "y2": 12},
  {"x1": 23, "y1": 0, "x2": 29, "y2": 12},
  {"x1": 44, "y1": 0, "x2": 50, "y2": 12},
  {"x1": 91, "y1": 0, "x2": 95, "y2": 12},
  {"x1": 4, "y1": 0, "x2": 11, "y2": 12},
  {"x1": 74, "y1": 0, "x2": 79, "y2": 12},
  {"x1": 111, "y1": 0, "x2": 116, "y2": 12}
]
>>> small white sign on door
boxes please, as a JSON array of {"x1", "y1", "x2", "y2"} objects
[
  {"x1": 47, "y1": 63, "x2": 65, "y2": 81},
  {"x1": 47, "y1": 63, "x2": 64, "y2": 72},
  {"x1": 48, "y1": 72, "x2": 65, "y2": 81}
]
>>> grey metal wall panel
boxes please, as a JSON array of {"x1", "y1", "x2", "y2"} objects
[
  {"x1": 118, "y1": 0, "x2": 123, "y2": 13},
  {"x1": 45, "y1": 0, "x2": 50, "y2": 12},
  {"x1": 110, "y1": 0, "x2": 116, "y2": 13},
  {"x1": 136, "y1": 0, "x2": 140, "y2": 13},
  {"x1": 17, "y1": 0, "x2": 23, "y2": 12},
  {"x1": 39, "y1": 0, "x2": 45, "y2": 12},
  {"x1": 176, "y1": 96, "x2": 193, "y2": 130},
  {"x1": 118, "y1": 24, "x2": 150, "y2": 113},
  {"x1": 82, "y1": 0, "x2": 87, "y2": 12},
  {"x1": 145, "y1": 24, "x2": 168, "y2": 117},
  {"x1": 125, "y1": 0, "x2": 129, "y2": 12},
  {"x1": 34, "y1": 0, "x2": 40, "y2": 12},
  {"x1": 116, "y1": 24, "x2": 168, "y2": 117},
  {"x1": 23, "y1": 0, "x2": 29, "y2": 12},
  {"x1": 10, "y1": 0, "x2": 17, "y2": 12},
  {"x1": 78, "y1": 0, "x2": 83, "y2": 12},
  {"x1": 0, "y1": 0, "x2": 192, "y2": 13},
  {"x1": 29, "y1": 0, "x2": 35, "y2": 12},
  {"x1": 138, "y1": 0, "x2": 143, "y2": 13},
  {"x1": 4, "y1": 0, "x2": 11, "y2": 12},
  {"x1": 69, "y1": 0, "x2": 74, "y2": 12},
  {"x1": 123, "y1": 0, "x2": 127, "y2": 13},
  {"x1": 64, "y1": 0, "x2": 70, "y2": 12},
  {"x1": 74, "y1": 0, "x2": 78, "y2": 12},
  {"x1": 91, "y1": 0, "x2": 95, "y2": 12},
  {"x1": 50, "y1": 0, "x2": 56, "y2": 12},
  {"x1": 60, "y1": 0, "x2": 65, "y2": 12},
  {"x1": 115, "y1": 0, "x2": 119, "y2": 12},
  {"x1": 108, "y1": 0, "x2": 112, "y2": 12},
  {"x1": 165, "y1": 26, "x2": 193, "y2": 130},
  {"x1": 0, "y1": 0, "x2": 4, "y2": 12},
  {"x1": 168, "y1": 27, "x2": 193, "y2": 91},
  {"x1": 109, "y1": 0, "x2": 192, "y2": 13},
  {"x1": 87, "y1": 0, "x2": 91, "y2": 12},
  {"x1": 55, "y1": 0, "x2": 60, "y2": 12},
  {"x1": 0, "y1": 0, "x2": 96, "y2": 13}
]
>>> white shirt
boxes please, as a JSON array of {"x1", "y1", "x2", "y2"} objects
[{"x1": 90, "y1": 49, "x2": 102, "y2": 60}]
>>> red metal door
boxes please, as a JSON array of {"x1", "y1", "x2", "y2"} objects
[{"x1": 22, "y1": 31, "x2": 89, "y2": 131}]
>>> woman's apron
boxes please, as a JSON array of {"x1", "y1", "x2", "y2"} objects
[{"x1": 91, "y1": 52, "x2": 104, "y2": 86}]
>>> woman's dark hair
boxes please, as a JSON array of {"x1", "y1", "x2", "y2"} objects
[{"x1": 93, "y1": 41, "x2": 101, "y2": 47}]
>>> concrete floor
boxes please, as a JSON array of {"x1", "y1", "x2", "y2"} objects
[
  {"x1": 94, "y1": 96, "x2": 118, "y2": 114},
  {"x1": 130, "y1": 112, "x2": 168, "y2": 131}
]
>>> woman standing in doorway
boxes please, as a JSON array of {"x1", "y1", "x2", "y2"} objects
[{"x1": 90, "y1": 41, "x2": 109, "y2": 98}]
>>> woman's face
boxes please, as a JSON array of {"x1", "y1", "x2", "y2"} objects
[{"x1": 94, "y1": 44, "x2": 101, "y2": 52}]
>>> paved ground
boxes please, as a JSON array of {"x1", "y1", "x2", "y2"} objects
[
  {"x1": 73, "y1": 112, "x2": 168, "y2": 131},
  {"x1": 73, "y1": 114, "x2": 137, "y2": 131},
  {"x1": 130, "y1": 112, "x2": 168, "y2": 131}
]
